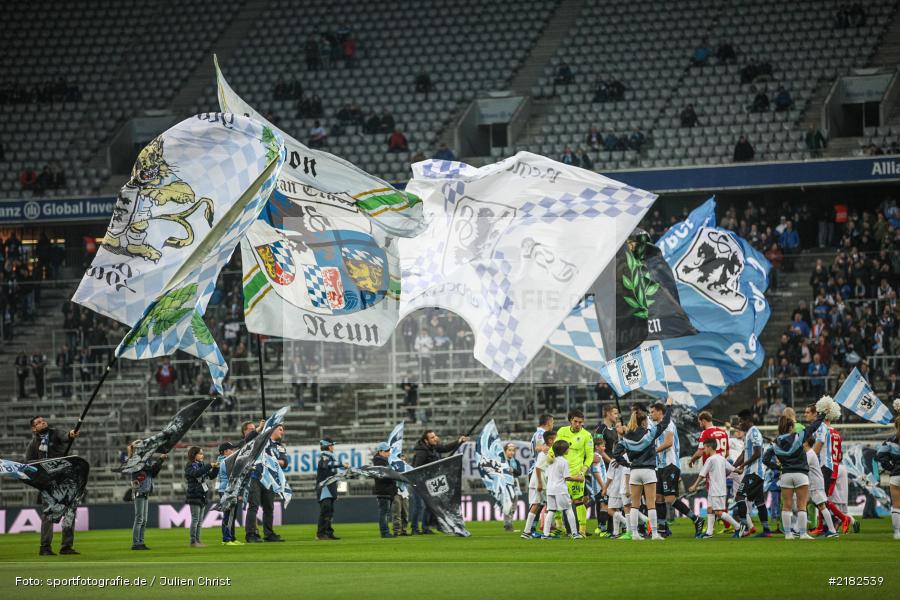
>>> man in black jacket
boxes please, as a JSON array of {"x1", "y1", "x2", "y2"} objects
[
  {"x1": 410, "y1": 430, "x2": 467, "y2": 533},
  {"x1": 373, "y1": 442, "x2": 397, "y2": 538},
  {"x1": 25, "y1": 416, "x2": 80, "y2": 555},
  {"x1": 242, "y1": 420, "x2": 285, "y2": 543}
]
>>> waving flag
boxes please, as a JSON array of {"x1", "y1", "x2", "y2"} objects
[
  {"x1": 834, "y1": 368, "x2": 894, "y2": 424},
  {"x1": 73, "y1": 114, "x2": 285, "y2": 392},
  {"x1": 599, "y1": 343, "x2": 666, "y2": 396},
  {"x1": 121, "y1": 397, "x2": 215, "y2": 473},
  {"x1": 592, "y1": 229, "x2": 696, "y2": 358},
  {"x1": 2, "y1": 457, "x2": 90, "y2": 523},
  {"x1": 547, "y1": 198, "x2": 770, "y2": 409},
  {"x1": 214, "y1": 406, "x2": 289, "y2": 512},
  {"x1": 475, "y1": 419, "x2": 520, "y2": 515},
  {"x1": 399, "y1": 152, "x2": 656, "y2": 382},
  {"x1": 259, "y1": 452, "x2": 292, "y2": 507},
  {"x1": 403, "y1": 454, "x2": 469, "y2": 536}
]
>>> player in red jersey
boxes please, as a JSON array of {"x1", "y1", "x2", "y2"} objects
[{"x1": 689, "y1": 411, "x2": 730, "y2": 466}]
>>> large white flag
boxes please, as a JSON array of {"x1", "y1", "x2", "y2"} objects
[
  {"x1": 399, "y1": 153, "x2": 657, "y2": 381},
  {"x1": 73, "y1": 113, "x2": 285, "y2": 391}
]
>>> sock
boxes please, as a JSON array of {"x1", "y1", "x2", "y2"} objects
[
  {"x1": 892, "y1": 509, "x2": 900, "y2": 534},
  {"x1": 672, "y1": 498, "x2": 696, "y2": 520},
  {"x1": 706, "y1": 514, "x2": 715, "y2": 536},
  {"x1": 736, "y1": 500, "x2": 747, "y2": 521},
  {"x1": 648, "y1": 508, "x2": 658, "y2": 535},
  {"x1": 783, "y1": 512, "x2": 793, "y2": 537},
  {"x1": 598, "y1": 509, "x2": 608, "y2": 531},
  {"x1": 665, "y1": 501, "x2": 674, "y2": 524},
  {"x1": 575, "y1": 504, "x2": 587, "y2": 531},
  {"x1": 629, "y1": 509, "x2": 639, "y2": 535},
  {"x1": 655, "y1": 502, "x2": 667, "y2": 527},
  {"x1": 758, "y1": 504, "x2": 770, "y2": 530},
  {"x1": 524, "y1": 511, "x2": 537, "y2": 534},
  {"x1": 826, "y1": 501, "x2": 848, "y2": 523},
  {"x1": 743, "y1": 501, "x2": 753, "y2": 528},
  {"x1": 564, "y1": 508, "x2": 578, "y2": 535},
  {"x1": 543, "y1": 511, "x2": 555, "y2": 537},
  {"x1": 611, "y1": 512, "x2": 621, "y2": 535},
  {"x1": 821, "y1": 507, "x2": 836, "y2": 533},
  {"x1": 721, "y1": 512, "x2": 740, "y2": 529},
  {"x1": 637, "y1": 511, "x2": 650, "y2": 524},
  {"x1": 797, "y1": 510, "x2": 808, "y2": 535}
]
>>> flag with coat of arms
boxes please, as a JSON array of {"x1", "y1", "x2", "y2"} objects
[
  {"x1": 598, "y1": 343, "x2": 666, "y2": 396},
  {"x1": 833, "y1": 367, "x2": 894, "y2": 424}
]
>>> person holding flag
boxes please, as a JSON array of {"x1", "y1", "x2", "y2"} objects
[
  {"x1": 875, "y1": 407, "x2": 900, "y2": 539},
  {"x1": 127, "y1": 443, "x2": 166, "y2": 550},
  {"x1": 316, "y1": 438, "x2": 345, "y2": 541},
  {"x1": 26, "y1": 416, "x2": 81, "y2": 556},
  {"x1": 552, "y1": 410, "x2": 593, "y2": 536},
  {"x1": 613, "y1": 397, "x2": 674, "y2": 541},
  {"x1": 372, "y1": 442, "x2": 397, "y2": 538}
]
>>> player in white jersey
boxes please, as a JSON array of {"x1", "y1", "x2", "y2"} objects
[
  {"x1": 732, "y1": 410, "x2": 773, "y2": 537},
  {"x1": 689, "y1": 439, "x2": 742, "y2": 538},
  {"x1": 650, "y1": 402, "x2": 680, "y2": 537},
  {"x1": 804, "y1": 438, "x2": 839, "y2": 538},
  {"x1": 605, "y1": 454, "x2": 627, "y2": 538},
  {"x1": 522, "y1": 430, "x2": 556, "y2": 539},
  {"x1": 542, "y1": 440, "x2": 584, "y2": 539}
]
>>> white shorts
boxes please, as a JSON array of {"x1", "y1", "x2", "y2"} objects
[
  {"x1": 547, "y1": 493, "x2": 572, "y2": 511},
  {"x1": 608, "y1": 494, "x2": 624, "y2": 509},
  {"x1": 779, "y1": 472, "x2": 810, "y2": 489},
  {"x1": 628, "y1": 468, "x2": 657, "y2": 486},
  {"x1": 528, "y1": 488, "x2": 546, "y2": 506},
  {"x1": 708, "y1": 495, "x2": 727, "y2": 512},
  {"x1": 810, "y1": 489, "x2": 827, "y2": 506},
  {"x1": 890, "y1": 475, "x2": 900, "y2": 488}
]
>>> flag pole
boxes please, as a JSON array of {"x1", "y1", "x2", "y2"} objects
[
  {"x1": 256, "y1": 334, "x2": 267, "y2": 418},
  {"x1": 64, "y1": 355, "x2": 118, "y2": 454},
  {"x1": 462, "y1": 381, "x2": 514, "y2": 440}
]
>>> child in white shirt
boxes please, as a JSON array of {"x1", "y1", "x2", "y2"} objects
[
  {"x1": 522, "y1": 431, "x2": 556, "y2": 539},
  {"x1": 690, "y1": 439, "x2": 742, "y2": 538},
  {"x1": 542, "y1": 439, "x2": 584, "y2": 540}
]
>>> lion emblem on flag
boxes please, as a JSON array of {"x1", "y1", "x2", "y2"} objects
[
  {"x1": 104, "y1": 137, "x2": 214, "y2": 263},
  {"x1": 675, "y1": 228, "x2": 747, "y2": 314},
  {"x1": 257, "y1": 240, "x2": 296, "y2": 285}
]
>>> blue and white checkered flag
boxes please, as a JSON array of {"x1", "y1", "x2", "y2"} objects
[
  {"x1": 0, "y1": 459, "x2": 36, "y2": 481},
  {"x1": 834, "y1": 368, "x2": 894, "y2": 424},
  {"x1": 111, "y1": 114, "x2": 285, "y2": 393},
  {"x1": 259, "y1": 452, "x2": 292, "y2": 506},
  {"x1": 599, "y1": 343, "x2": 665, "y2": 396}
]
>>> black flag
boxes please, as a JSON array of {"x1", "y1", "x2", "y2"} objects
[
  {"x1": 121, "y1": 397, "x2": 216, "y2": 473},
  {"x1": 592, "y1": 228, "x2": 697, "y2": 359},
  {"x1": 403, "y1": 454, "x2": 469, "y2": 537},
  {"x1": 213, "y1": 406, "x2": 289, "y2": 512},
  {"x1": 18, "y1": 457, "x2": 90, "y2": 523}
]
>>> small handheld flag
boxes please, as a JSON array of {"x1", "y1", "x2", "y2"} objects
[
  {"x1": 598, "y1": 343, "x2": 666, "y2": 397},
  {"x1": 833, "y1": 368, "x2": 894, "y2": 424}
]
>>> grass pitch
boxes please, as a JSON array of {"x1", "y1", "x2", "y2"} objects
[{"x1": 0, "y1": 519, "x2": 897, "y2": 599}]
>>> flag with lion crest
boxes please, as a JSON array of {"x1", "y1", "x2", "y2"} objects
[{"x1": 73, "y1": 113, "x2": 285, "y2": 391}]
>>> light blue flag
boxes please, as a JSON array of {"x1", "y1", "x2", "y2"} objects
[
  {"x1": 113, "y1": 114, "x2": 286, "y2": 393},
  {"x1": 834, "y1": 368, "x2": 894, "y2": 424},
  {"x1": 475, "y1": 419, "x2": 520, "y2": 515},
  {"x1": 385, "y1": 422, "x2": 412, "y2": 494},
  {"x1": 259, "y1": 452, "x2": 292, "y2": 506},
  {"x1": 0, "y1": 459, "x2": 36, "y2": 480},
  {"x1": 599, "y1": 343, "x2": 666, "y2": 397},
  {"x1": 546, "y1": 198, "x2": 770, "y2": 409}
]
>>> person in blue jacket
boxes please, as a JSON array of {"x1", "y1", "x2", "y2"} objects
[
  {"x1": 315, "y1": 438, "x2": 347, "y2": 541},
  {"x1": 215, "y1": 441, "x2": 241, "y2": 546}
]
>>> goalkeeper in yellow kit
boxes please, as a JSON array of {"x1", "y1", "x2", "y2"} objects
[{"x1": 551, "y1": 409, "x2": 594, "y2": 535}]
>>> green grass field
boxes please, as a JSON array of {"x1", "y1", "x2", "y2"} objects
[{"x1": 0, "y1": 519, "x2": 897, "y2": 599}]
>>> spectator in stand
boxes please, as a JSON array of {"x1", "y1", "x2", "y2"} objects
[
  {"x1": 750, "y1": 88, "x2": 770, "y2": 112},
  {"x1": 806, "y1": 125, "x2": 827, "y2": 158},
  {"x1": 19, "y1": 168, "x2": 37, "y2": 192},
  {"x1": 378, "y1": 109, "x2": 396, "y2": 134},
  {"x1": 777, "y1": 358, "x2": 794, "y2": 406},
  {"x1": 779, "y1": 220, "x2": 800, "y2": 269},
  {"x1": 304, "y1": 35, "x2": 321, "y2": 70},
  {"x1": 885, "y1": 372, "x2": 900, "y2": 397},
  {"x1": 773, "y1": 86, "x2": 794, "y2": 112},
  {"x1": 31, "y1": 351, "x2": 47, "y2": 400},
  {"x1": 415, "y1": 71, "x2": 435, "y2": 95},
  {"x1": 342, "y1": 33, "x2": 357, "y2": 68},
  {"x1": 553, "y1": 62, "x2": 574, "y2": 88},
  {"x1": 387, "y1": 128, "x2": 409, "y2": 153},
  {"x1": 0, "y1": 140, "x2": 5, "y2": 161},
  {"x1": 401, "y1": 373, "x2": 419, "y2": 423},
  {"x1": 680, "y1": 104, "x2": 700, "y2": 127},
  {"x1": 560, "y1": 147, "x2": 579, "y2": 166},
  {"x1": 733, "y1": 135, "x2": 755, "y2": 162},
  {"x1": 628, "y1": 127, "x2": 646, "y2": 151},
  {"x1": 15, "y1": 351, "x2": 29, "y2": 399},
  {"x1": 603, "y1": 131, "x2": 622, "y2": 152},
  {"x1": 432, "y1": 143, "x2": 455, "y2": 161},
  {"x1": 716, "y1": 40, "x2": 737, "y2": 64},
  {"x1": 807, "y1": 353, "x2": 828, "y2": 398},
  {"x1": 765, "y1": 242, "x2": 783, "y2": 289},
  {"x1": 308, "y1": 121, "x2": 328, "y2": 148},
  {"x1": 592, "y1": 79, "x2": 610, "y2": 103},
  {"x1": 691, "y1": 39, "x2": 711, "y2": 66},
  {"x1": 155, "y1": 357, "x2": 177, "y2": 398},
  {"x1": 585, "y1": 125, "x2": 602, "y2": 149},
  {"x1": 414, "y1": 328, "x2": 433, "y2": 382},
  {"x1": 767, "y1": 396, "x2": 787, "y2": 422},
  {"x1": 577, "y1": 148, "x2": 594, "y2": 170},
  {"x1": 848, "y1": 3, "x2": 867, "y2": 27}
]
